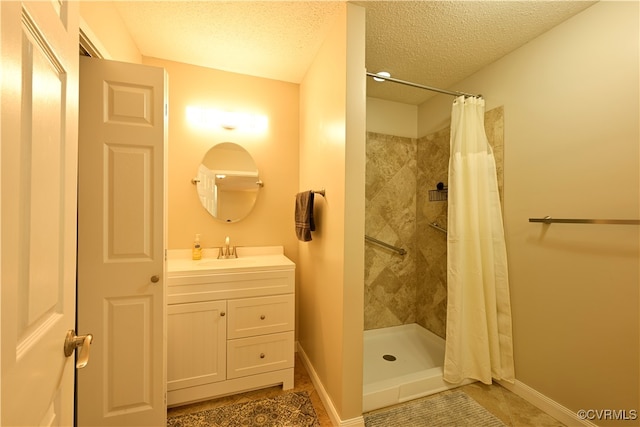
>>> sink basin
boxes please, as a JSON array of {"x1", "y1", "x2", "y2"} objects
[{"x1": 166, "y1": 247, "x2": 294, "y2": 276}]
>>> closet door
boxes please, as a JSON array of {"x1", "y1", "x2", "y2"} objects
[{"x1": 77, "y1": 56, "x2": 167, "y2": 426}]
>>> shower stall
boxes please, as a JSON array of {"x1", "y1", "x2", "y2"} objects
[{"x1": 363, "y1": 96, "x2": 505, "y2": 412}]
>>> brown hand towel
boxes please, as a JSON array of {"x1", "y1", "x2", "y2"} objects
[{"x1": 295, "y1": 191, "x2": 315, "y2": 242}]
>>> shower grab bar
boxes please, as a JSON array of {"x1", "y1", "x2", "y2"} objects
[
  {"x1": 365, "y1": 235, "x2": 407, "y2": 256},
  {"x1": 529, "y1": 216, "x2": 640, "y2": 225},
  {"x1": 429, "y1": 222, "x2": 448, "y2": 234}
]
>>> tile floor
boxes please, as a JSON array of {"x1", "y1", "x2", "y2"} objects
[
  {"x1": 442, "y1": 382, "x2": 565, "y2": 427},
  {"x1": 167, "y1": 353, "x2": 564, "y2": 427}
]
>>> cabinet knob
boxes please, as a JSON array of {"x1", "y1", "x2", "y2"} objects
[
  {"x1": 150, "y1": 275, "x2": 160, "y2": 283},
  {"x1": 260, "y1": 315, "x2": 266, "y2": 320},
  {"x1": 220, "y1": 312, "x2": 226, "y2": 317},
  {"x1": 259, "y1": 353, "x2": 265, "y2": 359}
]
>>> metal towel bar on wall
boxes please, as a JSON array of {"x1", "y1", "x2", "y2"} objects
[
  {"x1": 529, "y1": 216, "x2": 640, "y2": 225},
  {"x1": 364, "y1": 235, "x2": 406, "y2": 256}
]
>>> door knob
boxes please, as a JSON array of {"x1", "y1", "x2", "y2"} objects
[{"x1": 64, "y1": 329, "x2": 93, "y2": 369}]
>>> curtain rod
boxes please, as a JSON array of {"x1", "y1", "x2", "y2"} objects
[{"x1": 366, "y1": 72, "x2": 480, "y2": 98}]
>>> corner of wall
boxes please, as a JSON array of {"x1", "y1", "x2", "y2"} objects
[
  {"x1": 366, "y1": 97, "x2": 418, "y2": 138},
  {"x1": 79, "y1": 2, "x2": 142, "y2": 63},
  {"x1": 297, "y1": 1, "x2": 366, "y2": 421}
]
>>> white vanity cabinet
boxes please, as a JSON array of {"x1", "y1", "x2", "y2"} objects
[{"x1": 166, "y1": 248, "x2": 295, "y2": 407}]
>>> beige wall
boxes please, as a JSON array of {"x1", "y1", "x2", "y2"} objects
[
  {"x1": 298, "y1": 3, "x2": 365, "y2": 422},
  {"x1": 366, "y1": 97, "x2": 417, "y2": 138},
  {"x1": 141, "y1": 57, "x2": 300, "y2": 263},
  {"x1": 419, "y1": 2, "x2": 639, "y2": 424}
]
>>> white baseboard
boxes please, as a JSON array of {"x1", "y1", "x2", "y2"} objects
[
  {"x1": 296, "y1": 343, "x2": 365, "y2": 427},
  {"x1": 496, "y1": 379, "x2": 598, "y2": 427},
  {"x1": 296, "y1": 344, "x2": 590, "y2": 427}
]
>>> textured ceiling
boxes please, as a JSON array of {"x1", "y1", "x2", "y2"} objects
[
  {"x1": 359, "y1": 1, "x2": 596, "y2": 104},
  {"x1": 112, "y1": 1, "x2": 344, "y2": 83},
  {"x1": 113, "y1": 1, "x2": 596, "y2": 105}
]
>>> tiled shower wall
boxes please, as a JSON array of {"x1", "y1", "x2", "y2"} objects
[
  {"x1": 364, "y1": 106, "x2": 504, "y2": 338},
  {"x1": 415, "y1": 125, "x2": 450, "y2": 338},
  {"x1": 364, "y1": 132, "x2": 418, "y2": 329}
]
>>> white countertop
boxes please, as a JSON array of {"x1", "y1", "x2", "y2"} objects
[{"x1": 167, "y1": 246, "x2": 295, "y2": 276}]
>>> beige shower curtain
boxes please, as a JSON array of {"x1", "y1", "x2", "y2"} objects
[{"x1": 444, "y1": 96, "x2": 515, "y2": 384}]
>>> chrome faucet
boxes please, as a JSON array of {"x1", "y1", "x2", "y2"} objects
[{"x1": 217, "y1": 236, "x2": 237, "y2": 259}]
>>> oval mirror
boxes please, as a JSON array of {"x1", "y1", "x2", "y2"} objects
[{"x1": 195, "y1": 142, "x2": 261, "y2": 222}]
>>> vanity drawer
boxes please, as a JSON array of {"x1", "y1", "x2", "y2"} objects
[
  {"x1": 227, "y1": 294, "x2": 294, "y2": 339},
  {"x1": 227, "y1": 331, "x2": 294, "y2": 379}
]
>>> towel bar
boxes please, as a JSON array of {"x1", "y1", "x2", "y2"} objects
[{"x1": 529, "y1": 216, "x2": 640, "y2": 225}]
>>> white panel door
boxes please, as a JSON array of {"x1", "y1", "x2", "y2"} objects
[
  {"x1": 0, "y1": 1, "x2": 79, "y2": 426},
  {"x1": 77, "y1": 57, "x2": 167, "y2": 426}
]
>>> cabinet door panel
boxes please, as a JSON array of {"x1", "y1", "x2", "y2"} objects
[
  {"x1": 168, "y1": 301, "x2": 226, "y2": 390},
  {"x1": 227, "y1": 294, "x2": 294, "y2": 339}
]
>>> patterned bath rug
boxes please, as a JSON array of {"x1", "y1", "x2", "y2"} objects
[
  {"x1": 364, "y1": 390, "x2": 506, "y2": 427},
  {"x1": 167, "y1": 391, "x2": 319, "y2": 427}
]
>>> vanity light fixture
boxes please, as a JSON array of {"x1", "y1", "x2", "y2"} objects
[
  {"x1": 373, "y1": 71, "x2": 391, "y2": 82},
  {"x1": 219, "y1": 111, "x2": 238, "y2": 130},
  {"x1": 186, "y1": 106, "x2": 268, "y2": 132}
]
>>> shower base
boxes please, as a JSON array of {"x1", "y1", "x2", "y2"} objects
[{"x1": 362, "y1": 323, "x2": 474, "y2": 413}]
